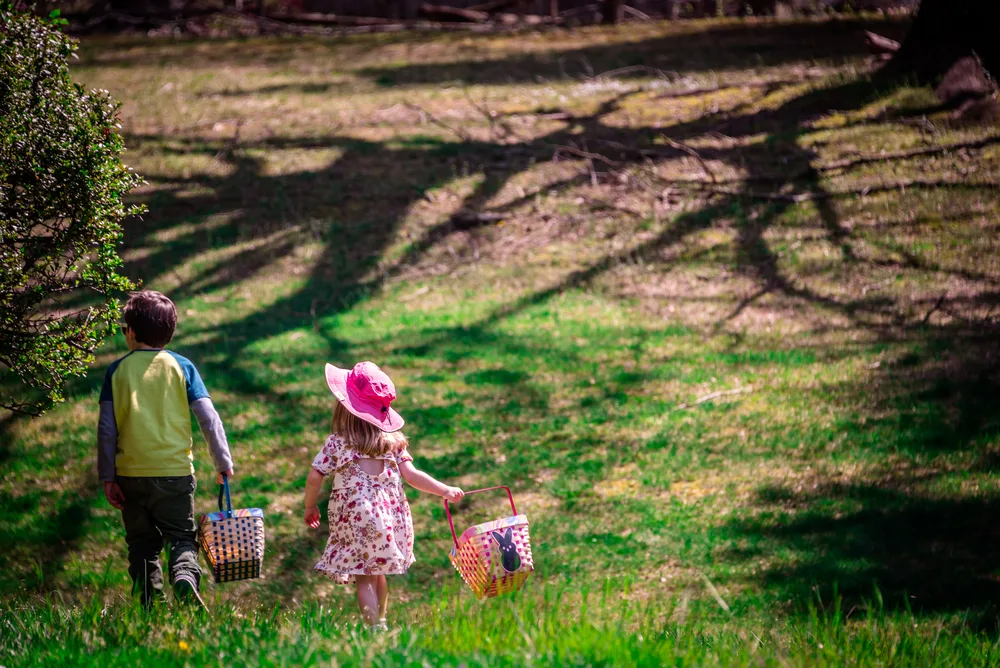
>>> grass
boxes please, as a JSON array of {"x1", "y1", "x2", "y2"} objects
[
  {"x1": 6, "y1": 588, "x2": 1000, "y2": 666},
  {"x1": 3, "y1": 14, "x2": 1000, "y2": 666}
]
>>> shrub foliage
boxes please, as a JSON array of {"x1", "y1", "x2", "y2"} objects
[{"x1": 0, "y1": 6, "x2": 142, "y2": 415}]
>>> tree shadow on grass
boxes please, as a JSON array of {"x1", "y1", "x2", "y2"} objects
[
  {"x1": 9, "y1": 22, "x2": 1000, "y2": 610},
  {"x1": 0, "y1": 480, "x2": 98, "y2": 593},
  {"x1": 330, "y1": 53, "x2": 1000, "y2": 616},
  {"x1": 75, "y1": 18, "x2": 909, "y2": 78},
  {"x1": 728, "y1": 484, "x2": 1000, "y2": 625},
  {"x1": 357, "y1": 19, "x2": 908, "y2": 87},
  {"x1": 719, "y1": 327, "x2": 1000, "y2": 619},
  {"x1": 91, "y1": 79, "x2": 1000, "y2": 613}
]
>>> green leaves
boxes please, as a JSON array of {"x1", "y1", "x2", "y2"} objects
[{"x1": 0, "y1": 8, "x2": 143, "y2": 414}]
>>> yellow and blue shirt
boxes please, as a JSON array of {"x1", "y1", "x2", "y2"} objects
[{"x1": 99, "y1": 349, "x2": 213, "y2": 478}]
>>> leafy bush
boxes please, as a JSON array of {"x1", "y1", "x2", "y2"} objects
[{"x1": 0, "y1": 5, "x2": 143, "y2": 415}]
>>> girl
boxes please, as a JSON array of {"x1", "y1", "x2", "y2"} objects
[{"x1": 304, "y1": 361, "x2": 464, "y2": 629}]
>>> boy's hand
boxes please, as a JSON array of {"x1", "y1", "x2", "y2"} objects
[
  {"x1": 443, "y1": 486, "x2": 465, "y2": 503},
  {"x1": 104, "y1": 481, "x2": 125, "y2": 510},
  {"x1": 304, "y1": 505, "x2": 321, "y2": 529},
  {"x1": 216, "y1": 468, "x2": 235, "y2": 484}
]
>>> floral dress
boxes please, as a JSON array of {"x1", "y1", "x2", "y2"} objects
[{"x1": 311, "y1": 433, "x2": 415, "y2": 584}]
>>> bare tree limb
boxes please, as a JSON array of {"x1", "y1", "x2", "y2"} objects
[
  {"x1": 551, "y1": 144, "x2": 619, "y2": 166},
  {"x1": 419, "y1": 4, "x2": 490, "y2": 22},
  {"x1": 588, "y1": 64, "x2": 670, "y2": 81},
  {"x1": 818, "y1": 134, "x2": 1000, "y2": 172},
  {"x1": 659, "y1": 134, "x2": 718, "y2": 184},
  {"x1": 674, "y1": 386, "x2": 754, "y2": 411},
  {"x1": 922, "y1": 292, "x2": 948, "y2": 325},
  {"x1": 622, "y1": 5, "x2": 652, "y2": 20},
  {"x1": 403, "y1": 103, "x2": 473, "y2": 141},
  {"x1": 654, "y1": 176, "x2": 1000, "y2": 202}
]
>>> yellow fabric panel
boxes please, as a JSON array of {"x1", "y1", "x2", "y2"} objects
[{"x1": 112, "y1": 351, "x2": 194, "y2": 477}]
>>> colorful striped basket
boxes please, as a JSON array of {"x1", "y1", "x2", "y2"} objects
[
  {"x1": 446, "y1": 486, "x2": 533, "y2": 599},
  {"x1": 198, "y1": 475, "x2": 265, "y2": 583}
]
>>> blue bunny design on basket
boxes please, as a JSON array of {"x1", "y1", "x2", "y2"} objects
[{"x1": 198, "y1": 475, "x2": 266, "y2": 583}]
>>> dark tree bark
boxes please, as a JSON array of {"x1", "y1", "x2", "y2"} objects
[
  {"x1": 885, "y1": 0, "x2": 1000, "y2": 93},
  {"x1": 601, "y1": 0, "x2": 622, "y2": 24},
  {"x1": 107, "y1": 0, "x2": 178, "y2": 12},
  {"x1": 400, "y1": 0, "x2": 421, "y2": 19}
]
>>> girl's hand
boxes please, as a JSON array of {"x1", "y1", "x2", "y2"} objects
[
  {"x1": 443, "y1": 487, "x2": 465, "y2": 503},
  {"x1": 304, "y1": 505, "x2": 321, "y2": 529}
]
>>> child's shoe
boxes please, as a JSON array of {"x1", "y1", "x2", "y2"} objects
[{"x1": 174, "y1": 575, "x2": 207, "y2": 610}]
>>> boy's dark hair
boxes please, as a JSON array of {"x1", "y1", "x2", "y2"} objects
[{"x1": 122, "y1": 291, "x2": 177, "y2": 348}]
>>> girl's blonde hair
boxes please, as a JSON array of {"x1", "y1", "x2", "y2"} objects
[{"x1": 332, "y1": 402, "x2": 408, "y2": 457}]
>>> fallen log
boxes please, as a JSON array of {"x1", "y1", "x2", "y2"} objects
[
  {"x1": 468, "y1": 0, "x2": 520, "y2": 12},
  {"x1": 272, "y1": 12, "x2": 402, "y2": 26},
  {"x1": 622, "y1": 5, "x2": 652, "y2": 20},
  {"x1": 559, "y1": 3, "x2": 602, "y2": 20},
  {"x1": 864, "y1": 30, "x2": 901, "y2": 60},
  {"x1": 494, "y1": 12, "x2": 553, "y2": 25},
  {"x1": 419, "y1": 3, "x2": 490, "y2": 22},
  {"x1": 64, "y1": 8, "x2": 559, "y2": 37},
  {"x1": 59, "y1": 7, "x2": 217, "y2": 23}
]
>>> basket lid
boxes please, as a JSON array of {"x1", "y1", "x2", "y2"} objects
[
  {"x1": 200, "y1": 507, "x2": 264, "y2": 524},
  {"x1": 451, "y1": 514, "x2": 529, "y2": 554}
]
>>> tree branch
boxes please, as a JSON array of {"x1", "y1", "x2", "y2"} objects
[
  {"x1": 403, "y1": 103, "x2": 473, "y2": 141},
  {"x1": 674, "y1": 386, "x2": 753, "y2": 411}
]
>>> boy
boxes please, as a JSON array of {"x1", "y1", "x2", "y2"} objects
[{"x1": 97, "y1": 290, "x2": 235, "y2": 607}]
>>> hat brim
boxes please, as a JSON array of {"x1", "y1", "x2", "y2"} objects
[{"x1": 325, "y1": 363, "x2": 405, "y2": 433}]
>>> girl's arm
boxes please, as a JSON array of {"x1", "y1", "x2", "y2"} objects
[
  {"x1": 303, "y1": 467, "x2": 325, "y2": 528},
  {"x1": 399, "y1": 461, "x2": 464, "y2": 502}
]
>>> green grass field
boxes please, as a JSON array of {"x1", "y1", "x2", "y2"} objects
[{"x1": 4, "y1": 15, "x2": 1000, "y2": 666}]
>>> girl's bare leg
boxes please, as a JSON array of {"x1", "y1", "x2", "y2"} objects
[
  {"x1": 355, "y1": 575, "x2": 380, "y2": 627},
  {"x1": 377, "y1": 575, "x2": 388, "y2": 620}
]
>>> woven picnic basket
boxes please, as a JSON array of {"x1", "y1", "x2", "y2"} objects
[
  {"x1": 198, "y1": 475, "x2": 265, "y2": 583},
  {"x1": 446, "y1": 486, "x2": 533, "y2": 599}
]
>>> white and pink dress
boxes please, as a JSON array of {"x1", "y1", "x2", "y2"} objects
[{"x1": 311, "y1": 433, "x2": 416, "y2": 584}]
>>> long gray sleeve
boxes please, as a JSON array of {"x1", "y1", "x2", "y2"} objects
[
  {"x1": 97, "y1": 400, "x2": 118, "y2": 482},
  {"x1": 191, "y1": 397, "x2": 233, "y2": 472}
]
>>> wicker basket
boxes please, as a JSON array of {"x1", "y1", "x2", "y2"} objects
[
  {"x1": 198, "y1": 476, "x2": 265, "y2": 583},
  {"x1": 446, "y1": 486, "x2": 533, "y2": 599}
]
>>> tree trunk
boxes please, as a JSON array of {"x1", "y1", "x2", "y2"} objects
[
  {"x1": 601, "y1": 0, "x2": 622, "y2": 24},
  {"x1": 885, "y1": 0, "x2": 1000, "y2": 87}
]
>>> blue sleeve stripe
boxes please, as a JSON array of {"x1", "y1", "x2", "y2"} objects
[
  {"x1": 167, "y1": 351, "x2": 210, "y2": 404},
  {"x1": 98, "y1": 354, "x2": 129, "y2": 403}
]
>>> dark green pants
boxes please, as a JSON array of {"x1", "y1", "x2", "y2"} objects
[{"x1": 117, "y1": 475, "x2": 200, "y2": 605}]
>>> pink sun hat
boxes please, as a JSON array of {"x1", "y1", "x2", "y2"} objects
[{"x1": 325, "y1": 361, "x2": 405, "y2": 433}]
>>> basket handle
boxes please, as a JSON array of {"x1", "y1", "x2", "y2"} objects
[
  {"x1": 443, "y1": 485, "x2": 518, "y2": 548},
  {"x1": 217, "y1": 473, "x2": 234, "y2": 519}
]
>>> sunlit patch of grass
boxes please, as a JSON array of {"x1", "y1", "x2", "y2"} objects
[{"x1": 7, "y1": 586, "x2": 1000, "y2": 667}]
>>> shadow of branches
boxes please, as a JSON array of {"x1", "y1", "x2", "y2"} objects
[{"x1": 15, "y1": 20, "x2": 997, "y2": 609}]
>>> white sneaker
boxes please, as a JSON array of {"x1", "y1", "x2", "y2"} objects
[{"x1": 174, "y1": 575, "x2": 207, "y2": 610}]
